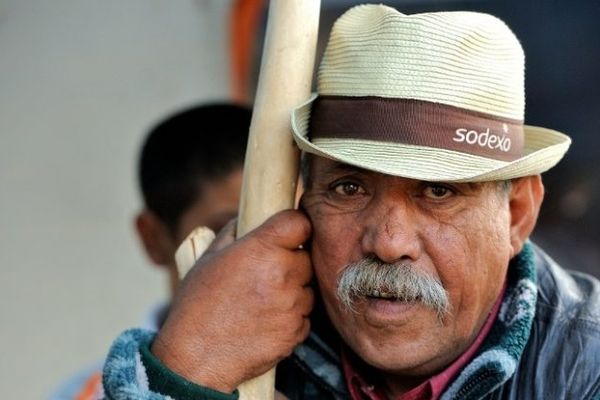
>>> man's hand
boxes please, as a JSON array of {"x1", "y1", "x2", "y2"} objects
[{"x1": 151, "y1": 210, "x2": 314, "y2": 393}]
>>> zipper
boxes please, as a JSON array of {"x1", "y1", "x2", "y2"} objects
[{"x1": 453, "y1": 370, "x2": 495, "y2": 399}]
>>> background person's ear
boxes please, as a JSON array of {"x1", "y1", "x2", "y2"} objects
[
  {"x1": 508, "y1": 175, "x2": 545, "y2": 257},
  {"x1": 135, "y1": 210, "x2": 177, "y2": 267}
]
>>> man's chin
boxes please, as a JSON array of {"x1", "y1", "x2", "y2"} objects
[{"x1": 338, "y1": 311, "x2": 451, "y2": 375}]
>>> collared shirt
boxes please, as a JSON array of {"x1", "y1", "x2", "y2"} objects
[{"x1": 342, "y1": 286, "x2": 505, "y2": 400}]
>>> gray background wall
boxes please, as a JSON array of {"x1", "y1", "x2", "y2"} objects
[{"x1": 0, "y1": 1, "x2": 231, "y2": 398}]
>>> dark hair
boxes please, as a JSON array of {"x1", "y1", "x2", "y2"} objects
[{"x1": 139, "y1": 103, "x2": 251, "y2": 234}]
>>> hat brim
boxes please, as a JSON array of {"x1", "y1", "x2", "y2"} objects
[{"x1": 291, "y1": 94, "x2": 571, "y2": 182}]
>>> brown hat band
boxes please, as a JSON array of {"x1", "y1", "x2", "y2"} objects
[{"x1": 309, "y1": 96, "x2": 524, "y2": 162}]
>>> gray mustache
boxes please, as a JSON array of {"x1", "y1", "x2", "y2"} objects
[{"x1": 337, "y1": 257, "x2": 449, "y2": 318}]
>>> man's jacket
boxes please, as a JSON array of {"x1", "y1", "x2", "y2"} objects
[{"x1": 102, "y1": 243, "x2": 600, "y2": 399}]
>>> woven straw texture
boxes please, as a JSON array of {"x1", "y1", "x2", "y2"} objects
[
  {"x1": 291, "y1": 4, "x2": 571, "y2": 181},
  {"x1": 319, "y1": 5, "x2": 525, "y2": 119}
]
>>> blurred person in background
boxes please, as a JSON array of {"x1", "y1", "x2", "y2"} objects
[{"x1": 50, "y1": 103, "x2": 251, "y2": 400}]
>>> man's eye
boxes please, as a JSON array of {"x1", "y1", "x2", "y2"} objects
[
  {"x1": 424, "y1": 184, "x2": 453, "y2": 199},
  {"x1": 333, "y1": 182, "x2": 364, "y2": 196}
]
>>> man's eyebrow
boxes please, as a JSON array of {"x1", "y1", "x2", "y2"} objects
[
  {"x1": 435, "y1": 181, "x2": 485, "y2": 193},
  {"x1": 422, "y1": 180, "x2": 479, "y2": 188}
]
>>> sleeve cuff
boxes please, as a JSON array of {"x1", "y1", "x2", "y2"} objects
[{"x1": 140, "y1": 339, "x2": 239, "y2": 400}]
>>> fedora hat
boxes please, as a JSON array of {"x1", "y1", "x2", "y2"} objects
[{"x1": 291, "y1": 4, "x2": 571, "y2": 182}]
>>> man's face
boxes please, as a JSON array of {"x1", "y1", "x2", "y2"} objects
[{"x1": 302, "y1": 157, "x2": 513, "y2": 376}]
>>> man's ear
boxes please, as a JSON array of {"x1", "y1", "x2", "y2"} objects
[
  {"x1": 135, "y1": 210, "x2": 176, "y2": 267},
  {"x1": 508, "y1": 175, "x2": 544, "y2": 257}
]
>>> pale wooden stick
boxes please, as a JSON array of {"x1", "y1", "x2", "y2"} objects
[
  {"x1": 237, "y1": 0, "x2": 320, "y2": 236},
  {"x1": 175, "y1": 1, "x2": 320, "y2": 398},
  {"x1": 174, "y1": 226, "x2": 215, "y2": 279},
  {"x1": 235, "y1": 1, "x2": 320, "y2": 399}
]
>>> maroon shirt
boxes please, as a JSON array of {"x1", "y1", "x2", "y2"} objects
[{"x1": 342, "y1": 286, "x2": 505, "y2": 400}]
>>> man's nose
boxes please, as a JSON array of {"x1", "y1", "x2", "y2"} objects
[{"x1": 360, "y1": 197, "x2": 422, "y2": 264}]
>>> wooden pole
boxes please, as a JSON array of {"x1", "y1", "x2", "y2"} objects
[
  {"x1": 176, "y1": 1, "x2": 320, "y2": 399},
  {"x1": 237, "y1": 0, "x2": 320, "y2": 235},
  {"x1": 236, "y1": 1, "x2": 320, "y2": 398}
]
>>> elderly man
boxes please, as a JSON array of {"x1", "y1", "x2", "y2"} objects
[{"x1": 102, "y1": 5, "x2": 599, "y2": 400}]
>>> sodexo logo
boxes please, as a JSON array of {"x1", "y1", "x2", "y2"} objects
[{"x1": 453, "y1": 127, "x2": 511, "y2": 152}]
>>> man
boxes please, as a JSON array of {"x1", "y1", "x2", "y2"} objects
[
  {"x1": 52, "y1": 103, "x2": 251, "y2": 399},
  {"x1": 101, "y1": 5, "x2": 600, "y2": 400}
]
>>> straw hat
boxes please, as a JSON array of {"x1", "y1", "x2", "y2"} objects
[{"x1": 291, "y1": 4, "x2": 571, "y2": 182}]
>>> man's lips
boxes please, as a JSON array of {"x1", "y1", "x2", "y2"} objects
[
  {"x1": 361, "y1": 296, "x2": 420, "y2": 327},
  {"x1": 365, "y1": 290, "x2": 422, "y2": 302}
]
